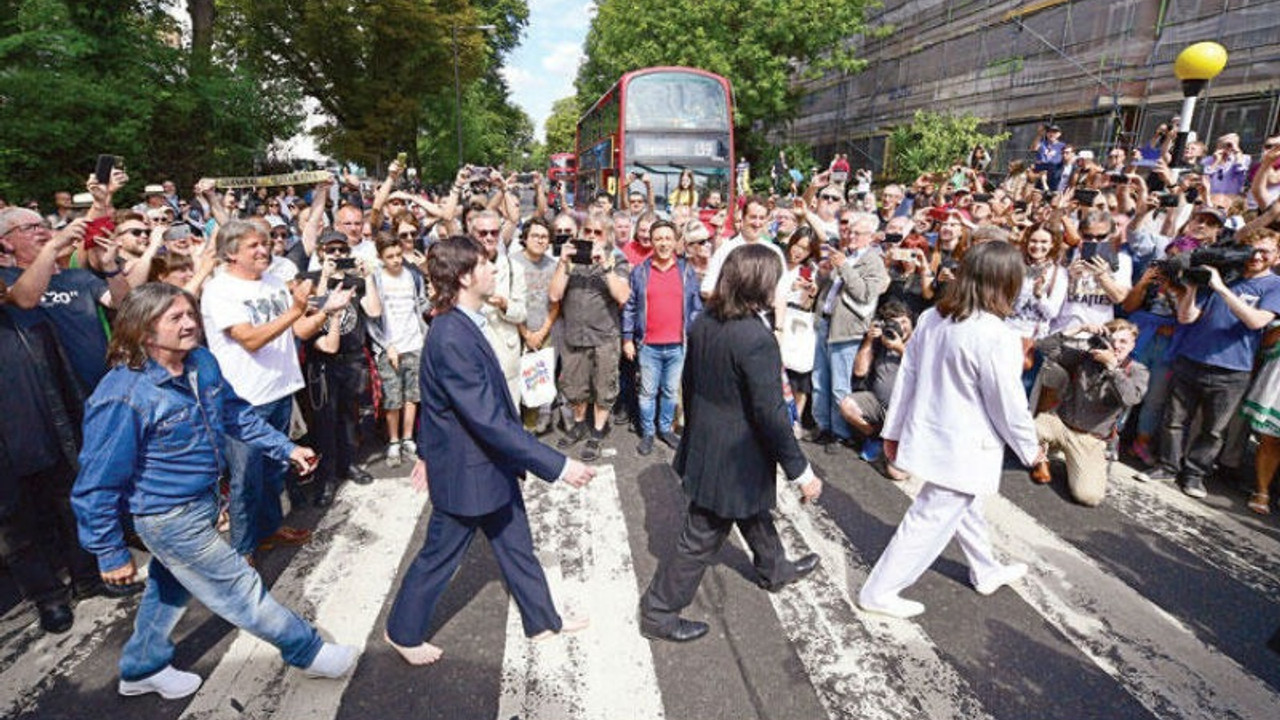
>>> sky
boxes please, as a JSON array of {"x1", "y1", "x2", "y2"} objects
[{"x1": 502, "y1": 1, "x2": 594, "y2": 141}]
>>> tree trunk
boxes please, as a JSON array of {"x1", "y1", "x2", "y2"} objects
[{"x1": 188, "y1": 0, "x2": 215, "y2": 70}]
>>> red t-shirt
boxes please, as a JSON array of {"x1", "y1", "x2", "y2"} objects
[
  {"x1": 644, "y1": 261, "x2": 684, "y2": 345},
  {"x1": 623, "y1": 240, "x2": 653, "y2": 267}
]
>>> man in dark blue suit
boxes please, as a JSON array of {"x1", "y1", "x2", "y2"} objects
[{"x1": 384, "y1": 236, "x2": 596, "y2": 665}]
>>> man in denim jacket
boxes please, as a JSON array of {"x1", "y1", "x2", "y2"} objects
[{"x1": 72, "y1": 283, "x2": 357, "y2": 700}]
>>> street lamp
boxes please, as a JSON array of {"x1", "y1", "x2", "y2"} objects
[
  {"x1": 1169, "y1": 41, "x2": 1228, "y2": 168},
  {"x1": 452, "y1": 23, "x2": 497, "y2": 167}
]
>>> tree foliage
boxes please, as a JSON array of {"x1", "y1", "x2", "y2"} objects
[
  {"x1": 0, "y1": 0, "x2": 300, "y2": 205},
  {"x1": 576, "y1": 0, "x2": 874, "y2": 160},
  {"x1": 888, "y1": 111, "x2": 1010, "y2": 183},
  {"x1": 543, "y1": 96, "x2": 579, "y2": 155},
  {"x1": 218, "y1": 0, "x2": 532, "y2": 179}
]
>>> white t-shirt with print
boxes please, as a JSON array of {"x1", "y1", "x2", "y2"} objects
[
  {"x1": 377, "y1": 269, "x2": 424, "y2": 354},
  {"x1": 201, "y1": 272, "x2": 304, "y2": 406}
]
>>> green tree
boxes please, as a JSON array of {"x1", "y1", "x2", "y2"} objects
[
  {"x1": 0, "y1": 0, "x2": 300, "y2": 206},
  {"x1": 888, "y1": 111, "x2": 1010, "y2": 183},
  {"x1": 543, "y1": 96, "x2": 579, "y2": 155},
  {"x1": 576, "y1": 0, "x2": 875, "y2": 162}
]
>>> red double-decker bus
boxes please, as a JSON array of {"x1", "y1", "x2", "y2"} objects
[{"x1": 575, "y1": 67, "x2": 735, "y2": 214}]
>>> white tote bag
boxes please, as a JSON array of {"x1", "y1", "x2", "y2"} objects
[
  {"x1": 780, "y1": 310, "x2": 817, "y2": 374},
  {"x1": 519, "y1": 347, "x2": 557, "y2": 408}
]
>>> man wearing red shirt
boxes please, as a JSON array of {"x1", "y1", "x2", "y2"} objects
[
  {"x1": 623, "y1": 211, "x2": 656, "y2": 267},
  {"x1": 622, "y1": 220, "x2": 703, "y2": 455}
]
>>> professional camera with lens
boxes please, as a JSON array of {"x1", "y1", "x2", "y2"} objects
[
  {"x1": 1151, "y1": 242, "x2": 1253, "y2": 288},
  {"x1": 1086, "y1": 332, "x2": 1112, "y2": 352}
]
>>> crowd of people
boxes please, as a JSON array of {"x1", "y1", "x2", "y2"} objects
[{"x1": 2, "y1": 116, "x2": 1280, "y2": 689}]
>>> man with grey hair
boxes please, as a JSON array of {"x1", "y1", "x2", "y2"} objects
[
  {"x1": 0, "y1": 207, "x2": 126, "y2": 393},
  {"x1": 811, "y1": 209, "x2": 891, "y2": 451},
  {"x1": 200, "y1": 220, "x2": 342, "y2": 560},
  {"x1": 1050, "y1": 208, "x2": 1132, "y2": 334}
]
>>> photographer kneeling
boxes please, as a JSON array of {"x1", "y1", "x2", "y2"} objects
[
  {"x1": 838, "y1": 300, "x2": 912, "y2": 467},
  {"x1": 1032, "y1": 320, "x2": 1148, "y2": 506}
]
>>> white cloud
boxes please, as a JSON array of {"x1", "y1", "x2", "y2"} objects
[{"x1": 542, "y1": 42, "x2": 584, "y2": 76}]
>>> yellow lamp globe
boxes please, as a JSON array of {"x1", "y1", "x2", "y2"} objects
[{"x1": 1174, "y1": 42, "x2": 1228, "y2": 81}]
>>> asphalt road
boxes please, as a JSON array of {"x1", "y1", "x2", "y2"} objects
[{"x1": 3, "y1": 425, "x2": 1279, "y2": 720}]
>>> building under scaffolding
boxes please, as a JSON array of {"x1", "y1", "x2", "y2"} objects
[{"x1": 785, "y1": 0, "x2": 1280, "y2": 176}]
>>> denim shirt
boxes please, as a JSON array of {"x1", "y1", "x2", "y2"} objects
[{"x1": 72, "y1": 347, "x2": 295, "y2": 572}]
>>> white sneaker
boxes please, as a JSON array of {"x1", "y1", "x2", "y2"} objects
[
  {"x1": 385, "y1": 441, "x2": 402, "y2": 468},
  {"x1": 303, "y1": 642, "x2": 358, "y2": 678},
  {"x1": 118, "y1": 665, "x2": 202, "y2": 699},
  {"x1": 401, "y1": 439, "x2": 417, "y2": 457},
  {"x1": 972, "y1": 562, "x2": 1028, "y2": 596},
  {"x1": 857, "y1": 594, "x2": 926, "y2": 619}
]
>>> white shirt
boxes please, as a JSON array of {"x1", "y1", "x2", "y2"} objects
[
  {"x1": 377, "y1": 268, "x2": 424, "y2": 353},
  {"x1": 1049, "y1": 247, "x2": 1132, "y2": 334},
  {"x1": 201, "y1": 272, "x2": 304, "y2": 406},
  {"x1": 700, "y1": 235, "x2": 787, "y2": 297}
]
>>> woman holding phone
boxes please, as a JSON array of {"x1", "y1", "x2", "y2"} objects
[{"x1": 858, "y1": 242, "x2": 1043, "y2": 619}]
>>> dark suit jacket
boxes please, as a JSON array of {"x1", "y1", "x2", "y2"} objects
[
  {"x1": 674, "y1": 312, "x2": 809, "y2": 519},
  {"x1": 417, "y1": 308, "x2": 565, "y2": 517}
]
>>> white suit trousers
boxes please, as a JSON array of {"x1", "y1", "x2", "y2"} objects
[{"x1": 860, "y1": 482, "x2": 1005, "y2": 603}]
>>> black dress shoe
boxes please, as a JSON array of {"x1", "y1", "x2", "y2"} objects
[
  {"x1": 641, "y1": 618, "x2": 709, "y2": 643},
  {"x1": 760, "y1": 553, "x2": 821, "y2": 593},
  {"x1": 343, "y1": 465, "x2": 374, "y2": 485},
  {"x1": 37, "y1": 601, "x2": 74, "y2": 634},
  {"x1": 314, "y1": 484, "x2": 336, "y2": 508}
]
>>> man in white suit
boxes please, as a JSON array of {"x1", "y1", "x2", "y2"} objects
[
  {"x1": 858, "y1": 242, "x2": 1044, "y2": 619},
  {"x1": 472, "y1": 211, "x2": 527, "y2": 408}
]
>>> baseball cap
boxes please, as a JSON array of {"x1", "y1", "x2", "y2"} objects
[{"x1": 1193, "y1": 207, "x2": 1226, "y2": 225}]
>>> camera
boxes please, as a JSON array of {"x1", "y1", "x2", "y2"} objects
[
  {"x1": 515, "y1": 172, "x2": 534, "y2": 184},
  {"x1": 872, "y1": 319, "x2": 902, "y2": 342},
  {"x1": 1152, "y1": 242, "x2": 1254, "y2": 288},
  {"x1": 569, "y1": 239, "x2": 594, "y2": 265},
  {"x1": 1086, "y1": 333, "x2": 1112, "y2": 352},
  {"x1": 333, "y1": 257, "x2": 357, "y2": 271}
]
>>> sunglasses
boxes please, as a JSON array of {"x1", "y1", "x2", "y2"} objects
[
  {"x1": 474, "y1": 229, "x2": 500, "y2": 238},
  {"x1": 397, "y1": 231, "x2": 415, "y2": 240},
  {"x1": 123, "y1": 228, "x2": 149, "y2": 237},
  {"x1": 583, "y1": 228, "x2": 606, "y2": 236},
  {"x1": 820, "y1": 194, "x2": 842, "y2": 202},
  {"x1": 270, "y1": 230, "x2": 289, "y2": 239},
  {"x1": 1081, "y1": 232, "x2": 1109, "y2": 241},
  {"x1": 326, "y1": 246, "x2": 351, "y2": 255}
]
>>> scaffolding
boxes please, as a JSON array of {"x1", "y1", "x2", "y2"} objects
[{"x1": 785, "y1": 0, "x2": 1280, "y2": 173}]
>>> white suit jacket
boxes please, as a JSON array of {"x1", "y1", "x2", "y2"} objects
[
  {"x1": 479, "y1": 253, "x2": 527, "y2": 381},
  {"x1": 882, "y1": 308, "x2": 1039, "y2": 496}
]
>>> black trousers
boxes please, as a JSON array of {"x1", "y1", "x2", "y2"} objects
[
  {"x1": 1157, "y1": 356, "x2": 1252, "y2": 482},
  {"x1": 0, "y1": 462, "x2": 99, "y2": 604},
  {"x1": 640, "y1": 503, "x2": 794, "y2": 635},
  {"x1": 306, "y1": 356, "x2": 364, "y2": 493}
]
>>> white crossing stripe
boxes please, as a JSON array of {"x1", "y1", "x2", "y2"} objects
[
  {"x1": 757, "y1": 483, "x2": 995, "y2": 720},
  {"x1": 1105, "y1": 465, "x2": 1280, "y2": 603},
  {"x1": 497, "y1": 465, "x2": 665, "y2": 720},
  {"x1": 893, "y1": 474, "x2": 1280, "y2": 720},
  {"x1": 178, "y1": 476, "x2": 427, "y2": 720}
]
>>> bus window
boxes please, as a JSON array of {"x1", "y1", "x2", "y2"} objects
[{"x1": 625, "y1": 73, "x2": 730, "y2": 131}]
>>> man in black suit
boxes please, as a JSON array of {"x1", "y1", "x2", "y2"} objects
[
  {"x1": 640, "y1": 244, "x2": 823, "y2": 643},
  {"x1": 384, "y1": 236, "x2": 596, "y2": 665}
]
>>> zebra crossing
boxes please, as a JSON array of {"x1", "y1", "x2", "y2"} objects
[{"x1": 2, "y1": 448, "x2": 1279, "y2": 720}]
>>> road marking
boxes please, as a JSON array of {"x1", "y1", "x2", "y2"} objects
[
  {"x1": 892, "y1": 474, "x2": 1280, "y2": 720},
  {"x1": 1104, "y1": 465, "x2": 1280, "y2": 603},
  {"x1": 497, "y1": 465, "x2": 665, "y2": 720},
  {"x1": 179, "y1": 476, "x2": 427, "y2": 720},
  {"x1": 0, "y1": 596, "x2": 134, "y2": 717},
  {"x1": 759, "y1": 484, "x2": 995, "y2": 720}
]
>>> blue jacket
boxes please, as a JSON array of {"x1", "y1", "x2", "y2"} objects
[
  {"x1": 72, "y1": 347, "x2": 295, "y2": 572},
  {"x1": 418, "y1": 308, "x2": 565, "y2": 517},
  {"x1": 621, "y1": 257, "x2": 703, "y2": 344}
]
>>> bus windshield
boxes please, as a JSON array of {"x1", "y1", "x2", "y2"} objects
[{"x1": 625, "y1": 72, "x2": 731, "y2": 131}]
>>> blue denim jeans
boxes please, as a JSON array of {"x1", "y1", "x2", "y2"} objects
[
  {"x1": 121, "y1": 494, "x2": 321, "y2": 681},
  {"x1": 638, "y1": 343, "x2": 684, "y2": 437},
  {"x1": 224, "y1": 395, "x2": 292, "y2": 555},
  {"x1": 811, "y1": 318, "x2": 858, "y2": 440}
]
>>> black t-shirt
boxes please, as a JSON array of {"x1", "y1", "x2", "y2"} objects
[
  {"x1": 300, "y1": 271, "x2": 368, "y2": 358},
  {"x1": 0, "y1": 267, "x2": 109, "y2": 394},
  {"x1": 0, "y1": 311, "x2": 70, "y2": 479}
]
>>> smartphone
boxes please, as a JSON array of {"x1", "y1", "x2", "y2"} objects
[
  {"x1": 1080, "y1": 242, "x2": 1100, "y2": 262},
  {"x1": 1158, "y1": 193, "x2": 1179, "y2": 208},
  {"x1": 1109, "y1": 173, "x2": 1127, "y2": 184},
  {"x1": 1012, "y1": 200, "x2": 1028, "y2": 212},
  {"x1": 516, "y1": 172, "x2": 534, "y2": 184},
  {"x1": 307, "y1": 294, "x2": 329, "y2": 310},
  {"x1": 972, "y1": 193, "x2": 992, "y2": 203},
  {"x1": 1073, "y1": 188, "x2": 1099, "y2": 205},
  {"x1": 95, "y1": 154, "x2": 123, "y2": 185},
  {"x1": 799, "y1": 265, "x2": 813, "y2": 281},
  {"x1": 570, "y1": 239, "x2": 594, "y2": 265},
  {"x1": 396, "y1": 151, "x2": 407, "y2": 166},
  {"x1": 883, "y1": 232, "x2": 904, "y2": 245},
  {"x1": 83, "y1": 216, "x2": 114, "y2": 251},
  {"x1": 888, "y1": 247, "x2": 915, "y2": 263},
  {"x1": 552, "y1": 233, "x2": 572, "y2": 252},
  {"x1": 334, "y1": 257, "x2": 357, "y2": 270}
]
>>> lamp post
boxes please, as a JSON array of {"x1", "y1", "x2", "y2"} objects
[
  {"x1": 1169, "y1": 41, "x2": 1228, "y2": 168},
  {"x1": 452, "y1": 23, "x2": 497, "y2": 168}
]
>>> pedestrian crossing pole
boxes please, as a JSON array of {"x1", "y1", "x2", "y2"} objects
[{"x1": 1170, "y1": 42, "x2": 1228, "y2": 168}]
